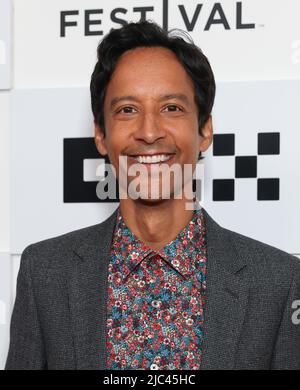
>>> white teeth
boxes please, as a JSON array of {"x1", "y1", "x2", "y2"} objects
[{"x1": 134, "y1": 154, "x2": 172, "y2": 163}]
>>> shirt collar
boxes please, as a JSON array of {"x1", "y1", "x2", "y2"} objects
[{"x1": 111, "y1": 200, "x2": 206, "y2": 280}]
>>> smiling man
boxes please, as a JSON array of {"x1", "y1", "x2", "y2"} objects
[
  {"x1": 94, "y1": 42, "x2": 212, "y2": 250},
  {"x1": 6, "y1": 21, "x2": 300, "y2": 370}
]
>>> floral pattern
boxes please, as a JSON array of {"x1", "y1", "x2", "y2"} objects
[{"x1": 106, "y1": 206, "x2": 207, "y2": 370}]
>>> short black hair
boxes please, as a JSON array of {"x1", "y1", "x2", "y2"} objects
[{"x1": 90, "y1": 20, "x2": 215, "y2": 136}]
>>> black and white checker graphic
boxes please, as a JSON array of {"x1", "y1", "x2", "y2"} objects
[{"x1": 212, "y1": 132, "x2": 280, "y2": 201}]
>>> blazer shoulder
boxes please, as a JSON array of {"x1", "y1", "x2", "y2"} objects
[
  {"x1": 20, "y1": 209, "x2": 118, "y2": 270},
  {"x1": 223, "y1": 225, "x2": 300, "y2": 276},
  {"x1": 23, "y1": 224, "x2": 95, "y2": 254}
]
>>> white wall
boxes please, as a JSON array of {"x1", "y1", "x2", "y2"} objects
[
  {"x1": 0, "y1": 0, "x2": 12, "y2": 369},
  {"x1": 0, "y1": 92, "x2": 10, "y2": 253}
]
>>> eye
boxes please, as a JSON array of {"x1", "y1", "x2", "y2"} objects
[
  {"x1": 116, "y1": 106, "x2": 137, "y2": 114},
  {"x1": 162, "y1": 104, "x2": 182, "y2": 112}
]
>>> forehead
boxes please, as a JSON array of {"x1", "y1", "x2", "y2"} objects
[{"x1": 105, "y1": 46, "x2": 195, "y2": 102}]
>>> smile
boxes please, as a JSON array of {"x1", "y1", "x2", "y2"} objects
[{"x1": 132, "y1": 154, "x2": 173, "y2": 164}]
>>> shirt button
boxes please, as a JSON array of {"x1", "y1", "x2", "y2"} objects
[{"x1": 150, "y1": 363, "x2": 159, "y2": 370}]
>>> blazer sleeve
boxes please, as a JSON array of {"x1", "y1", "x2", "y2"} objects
[
  {"x1": 5, "y1": 245, "x2": 47, "y2": 370},
  {"x1": 271, "y1": 266, "x2": 300, "y2": 369}
]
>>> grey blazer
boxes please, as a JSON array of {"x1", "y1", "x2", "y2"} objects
[{"x1": 5, "y1": 207, "x2": 300, "y2": 370}]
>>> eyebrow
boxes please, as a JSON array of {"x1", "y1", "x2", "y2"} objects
[{"x1": 109, "y1": 93, "x2": 191, "y2": 109}]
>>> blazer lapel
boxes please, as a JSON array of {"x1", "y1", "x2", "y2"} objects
[
  {"x1": 68, "y1": 207, "x2": 119, "y2": 370},
  {"x1": 200, "y1": 209, "x2": 249, "y2": 369}
]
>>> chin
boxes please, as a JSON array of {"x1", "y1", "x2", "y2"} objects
[{"x1": 134, "y1": 197, "x2": 171, "y2": 207}]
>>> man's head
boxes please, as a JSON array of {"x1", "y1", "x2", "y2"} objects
[
  {"x1": 90, "y1": 21, "x2": 215, "y2": 202},
  {"x1": 90, "y1": 21, "x2": 215, "y2": 137}
]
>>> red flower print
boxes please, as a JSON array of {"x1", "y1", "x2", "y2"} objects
[
  {"x1": 186, "y1": 318, "x2": 194, "y2": 326},
  {"x1": 187, "y1": 351, "x2": 194, "y2": 360},
  {"x1": 130, "y1": 251, "x2": 139, "y2": 260},
  {"x1": 107, "y1": 319, "x2": 113, "y2": 327},
  {"x1": 191, "y1": 287, "x2": 198, "y2": 295},
  {"x1": 153, "y1": 323, "x2": 161, "y2": 330},
  {"x1": 154, "y1": 356, "x2": 161, "y2": 364},
  {"x1": 107, "y1": 207, "x2": 207, "y2": 369},
  {"x1": 171, "y1": 259, "x2": 180, "y2": 268},
  {"x1": 142, "y1": 357, "x2": 148, "y2": 366},
  {"x1": 154, "y1": 268, "x2": 163, "y2": 276}
]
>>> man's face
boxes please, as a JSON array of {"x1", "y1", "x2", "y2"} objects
[{"x1": 95, "y1": 46, "x2": 212, "y2": 202}]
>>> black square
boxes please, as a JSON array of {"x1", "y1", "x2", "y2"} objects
[
  {"x1": 213, "y1": 134, "x2": 235, "y2": 156},
  {"x1": 213, "y1": 179, "x2": 234, "y2": 201},
  {"x1": 235, "y1": 156, "x2": 257, "y2": 178},
  {"x1": 257, "y1": 178, "x2": 280, "y2": 201},
  {"x1": 63, "y1": 137, "x2": 117, "y2": 203},
  {"x1": 258, "y1": 132, "x2": 280, "y2": 155}
]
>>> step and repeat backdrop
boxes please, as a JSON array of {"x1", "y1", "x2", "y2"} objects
[{"x1": 1, "y1": 0, "x2": 300, "y2": 368}]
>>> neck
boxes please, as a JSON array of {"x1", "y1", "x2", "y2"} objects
[{"x1": 119, "y1": 197, "x2": 197, "y2": 251}]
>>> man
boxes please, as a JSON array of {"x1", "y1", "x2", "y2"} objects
[{"x1": 5, "y1": 21, "x2": 300, "y2": 370}]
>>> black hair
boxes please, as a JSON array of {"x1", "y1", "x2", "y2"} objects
[{"x1": 90, "y1": 20, "x2": 215, "y2": 137}]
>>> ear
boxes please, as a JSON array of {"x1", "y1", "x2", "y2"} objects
[
  {"x1": 94, "y1": 121, "x2": 108, "y2": 156},
  {"x1": 198, "y1": 115, "x2": 213, "y2": 153}
]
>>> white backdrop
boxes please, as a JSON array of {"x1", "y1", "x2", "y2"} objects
[{"x1": 1, "y1": 0, "x2": 300, "y2": 369}]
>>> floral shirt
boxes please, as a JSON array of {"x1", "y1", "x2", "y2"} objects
[{"x1": 106, "y1": 205, "x2": 207, "y2": 370}]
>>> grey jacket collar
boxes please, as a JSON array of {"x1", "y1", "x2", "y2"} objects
[{"x1": 70, "y1": 206, "x2": 249, "y2": 370}]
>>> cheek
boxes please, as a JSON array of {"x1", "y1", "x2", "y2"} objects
[
  {"x1": 185, "y1": 143, "x2": 200, "y2": 161},
  {"x1": 176, "y1": 129, "x2": 200, "y2": 157},
  {"x1": 105, "y1": 136, "x2": 127, "y2": 168}
]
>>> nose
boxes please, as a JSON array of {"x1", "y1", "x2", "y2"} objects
[{"x1": 134, "y1": 112, "x2": 166, "y2": 144}]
